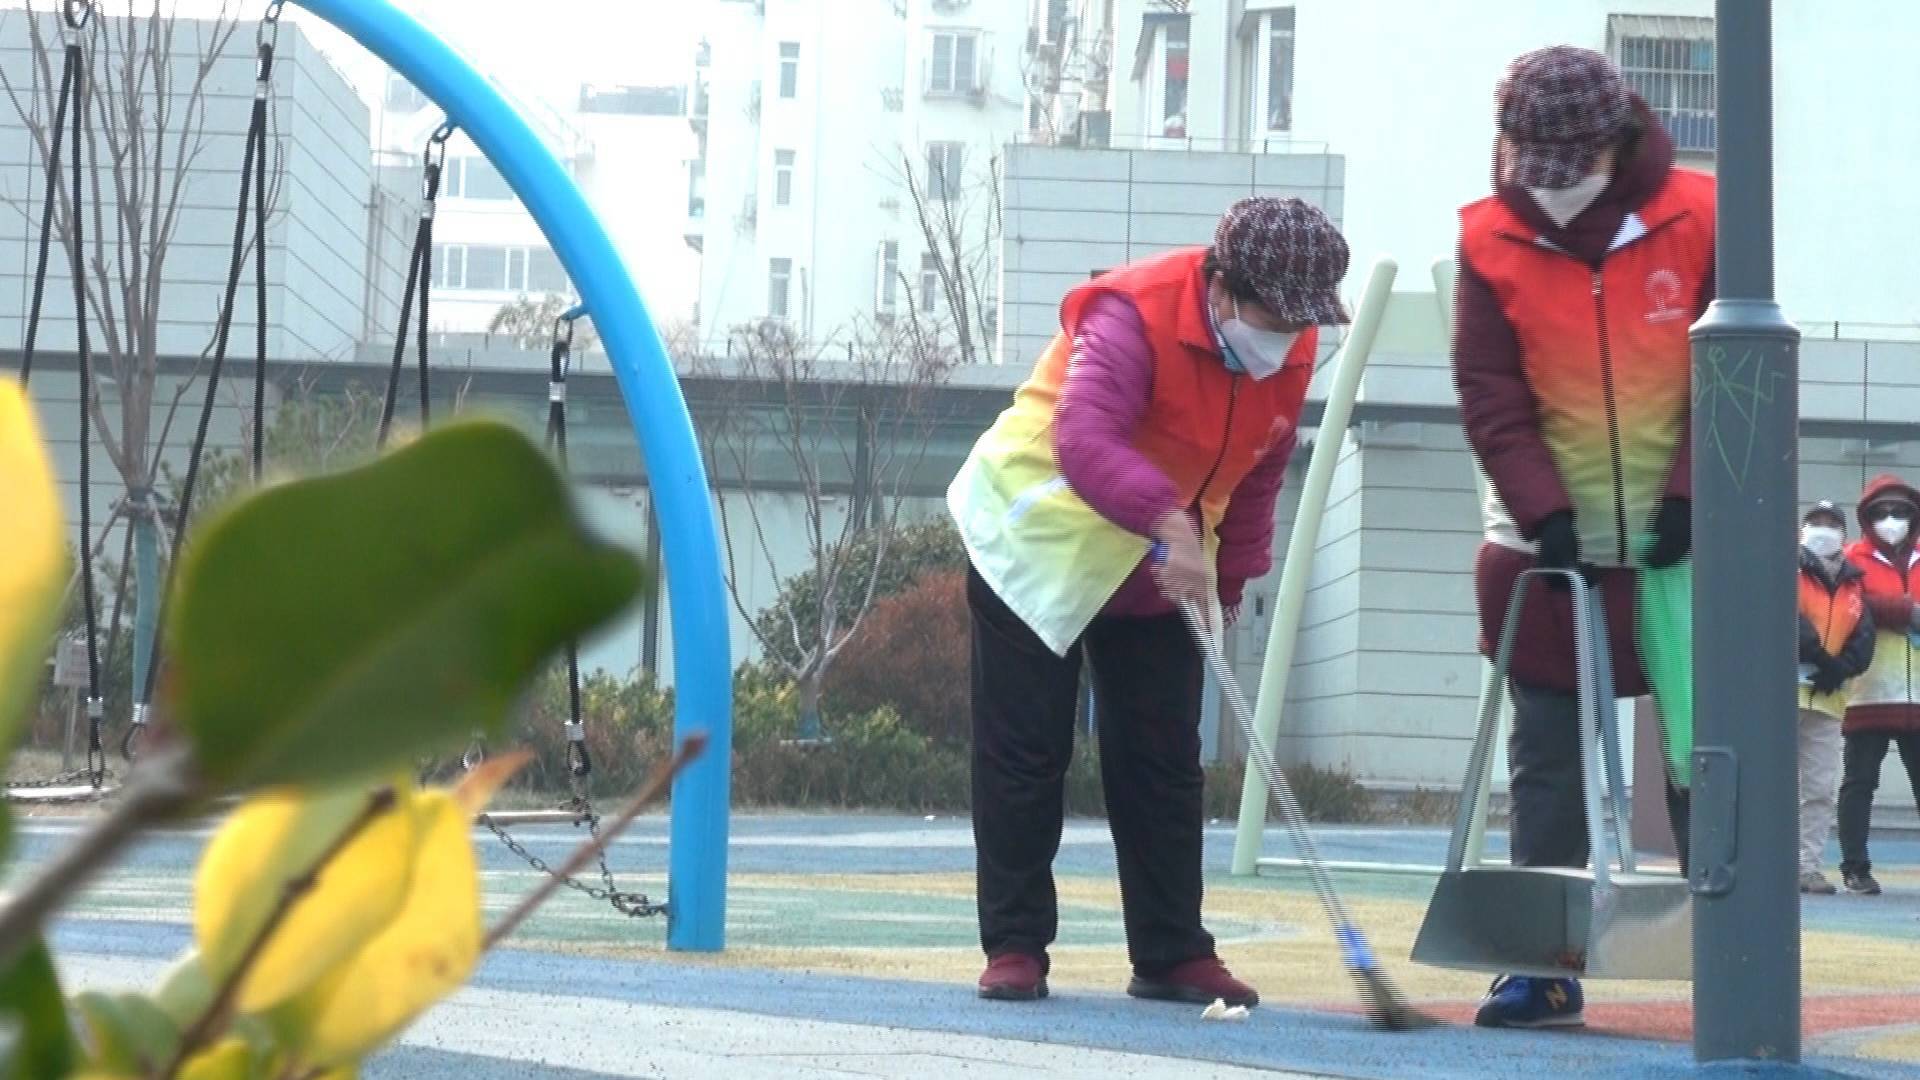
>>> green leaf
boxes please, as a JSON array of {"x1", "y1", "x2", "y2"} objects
[
  {"x1": 72, "y1": 992, "x2": 180, "y2": 1075},
  {"x1": 0, "y1": 938, "x2": 75, "y2": 1080},
  {"x1": 167, "y1": 420, "x2": 648, "y2": 789},
  {"x1": 151, "y1": 951, "x2": 214, "y2": 1031}
]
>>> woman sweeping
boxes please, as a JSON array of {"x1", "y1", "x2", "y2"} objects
[{"x1": 948, "y1": 196, "x2": 1349, "y2": 1005}]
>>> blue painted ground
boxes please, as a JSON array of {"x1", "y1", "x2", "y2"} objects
[{"x1": 23, "y1": 814, "x2": 1920, "y2": 1078}]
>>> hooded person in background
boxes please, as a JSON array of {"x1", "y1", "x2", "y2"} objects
[
  {"x1": 1796, "y1": 501, "x2": 1874, "y2": 895},
  {"x1": 1450, "y1": 45, "x2": 1714, "y2": 1029},
  {"x1": 1838, "y1": 475, "x2": 1920, "y2": 896}
]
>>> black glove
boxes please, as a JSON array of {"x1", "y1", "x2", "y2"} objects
[
  {"x1": 1645, "y1": 497, "x2": 1692, "y2": 569},
  {"x1": 1811, "y1": 655, "x2": 1847, "y2": 695},
  {"x1": 1533, "y1": 510, "x2": 1580, "y2": 589}
]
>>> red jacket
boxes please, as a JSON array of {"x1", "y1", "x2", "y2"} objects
[
  {"x1": 1843, "y1": 474, "x2": 1920, "y2": 734},
  {"x1": 1455, "y1": 105, "x2": 1712, "y2": 695}
]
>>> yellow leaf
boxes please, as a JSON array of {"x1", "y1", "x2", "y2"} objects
[
  {"x1": 194, "y1": 784, "x2": 417, "y2": 1014},
  {"x1": 177, "y1": 1037, "x2": 254, "y2": 1080},
  {"x1": 282, "y1": 791, "x2": 480, "y2": 1065},
  {"x1": 0, "y1": 382, "x2": 67, "y2": 737},
  {"x1": 451, "y1": 749, "x2": 532, "y2": 816}
]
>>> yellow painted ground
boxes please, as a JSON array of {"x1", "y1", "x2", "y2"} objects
[{"x1": 577, "y1": 871, "x2": 1920, "y2": 1010}]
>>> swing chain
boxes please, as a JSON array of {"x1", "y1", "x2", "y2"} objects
[{"x1": 480, "y1": 800, "x2": 665, "y2": 919}]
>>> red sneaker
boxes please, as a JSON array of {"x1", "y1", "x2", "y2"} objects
[
  {"x1": 978, "y1": 952, "x2": 1048, "y2": 1001},
  {"x1": 1127, "y1": 957, "x2": 1259, "y2": 1008}
]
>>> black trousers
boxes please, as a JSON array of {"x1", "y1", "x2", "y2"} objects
[
  {"x1": 1837, "y1": 730, "x2": 1920, "y2": 875},
  {"x1": 967, "y1": 566, "x2": 1214, "y2": 976},
  {"x1": 1509, "y1": 683, "x2": 1692, "y2": 876}
]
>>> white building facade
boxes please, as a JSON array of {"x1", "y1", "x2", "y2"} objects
[
  {"x1": 688, "y1": 0, "x2": 1028, "y2": 361},
  {"x1": 330, "y1": 0, "x2": 702, "y2": 340},
  {"x1": 1094, "y1": 0, "x2": 1919, "y2": 336}
]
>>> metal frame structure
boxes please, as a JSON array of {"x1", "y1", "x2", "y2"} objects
[{"x1": 290, "y1": 0, "x2": 732, "y2": 952}]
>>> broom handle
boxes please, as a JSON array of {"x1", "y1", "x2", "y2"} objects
[{"x1": 1181, "y1": 599, "x2": 1363, "y2": 943}]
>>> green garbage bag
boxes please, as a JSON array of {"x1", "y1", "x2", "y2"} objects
[{"x1": 1636, "y1": 548, "x2": 1693, "y2": 789}]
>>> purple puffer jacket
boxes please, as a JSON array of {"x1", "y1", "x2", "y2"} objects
[{"x1": 1053, "y1": 293, "x2": 1295, "y2": 621}]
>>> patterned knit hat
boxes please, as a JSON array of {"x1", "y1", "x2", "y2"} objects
[
  {"x1": 1496, "y1": 45, "x2": 1632, "y2": 189},
  {"x1": 1211, "y1": 196, "x2": 1350, "y2": 326}
]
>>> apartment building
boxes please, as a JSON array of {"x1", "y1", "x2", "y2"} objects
[{"x1": 686, "y1": 0, "x2": 1028, "y2": 362}]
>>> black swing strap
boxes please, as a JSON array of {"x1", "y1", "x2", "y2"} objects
[
  {"x1": 377, "y1": 122, "x2": 453, "y2": 449},
  {"x1": 16, "y1": 1, "x2": 89, "y2": 388},
  {"x1": 128, "y1": 4, "x2": 281, "y2": 753}
]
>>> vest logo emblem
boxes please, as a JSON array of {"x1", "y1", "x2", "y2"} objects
[{"x1": 1645, "y1": 269, "x2": 1688, "y2": 324}]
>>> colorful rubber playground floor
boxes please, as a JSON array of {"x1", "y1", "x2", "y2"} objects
[{"x1": 14, "y1": 812, "x2": 1920, "y2": 1077}]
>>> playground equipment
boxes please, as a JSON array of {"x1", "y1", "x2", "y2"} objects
[
  {"x1": 1412, "y1": 570, "x2": 1692, "y2": 980},
  {"x1": 1231, "y1": 258, "x2": 1514, "y2": 881},
  {"x1": 1227, "y1": 259, "x2": 1394, "y2": 874},
  {"x1": 11, "y1": 0, "x2": 110, "y2": 805},
  {"x1": 13, "y1": 0, "x2": 732, "y2": 951}
]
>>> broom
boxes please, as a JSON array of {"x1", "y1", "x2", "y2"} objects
[{"x1": 1178, "y1": 597, "x2": 1437, "y2": 1031}]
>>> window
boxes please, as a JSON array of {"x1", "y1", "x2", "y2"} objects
[
  {"x1": 688, "y1": 159, "x2": 706, "y2": 218},
  {"x1": 1609, "y1": 15, "x2": 1716, "y2": 153},
  {"x1": 579, "y1": 83, "x2": 686, "y2": 116},
  {"x1": 434, "y1": 244, "x2": 467, "y2": 290},
  {"x1": 778, "y1": 42, "x2": 800, "y2": 99},
  {"x1": 1266, "y1": 8, "x2": 1295, "y2": 132},
  {"x1": 876, "y1": 240, "x2": 900, "y2": 314},
  {"x1": 768, "y1": 257, "x2": 792, "y2": 319},
  {"x1": 384, "y1": 73, "x2": 427, "y2": 112},
  {"x1": 444, "y1": 157, "x2": 514, "y2": 201},
  {"x1": 429, "y1": 244, "x2": 570, "y2": 293},
  {"x1": 774, "y1": 149, "x2": 795, "y2": 207},
  {"x1": 1042, "y1": 0, "x2": 1069, "y2": 48},
  {"x1": 919, "y1": 253, "x2": 940, "y2": 315},
  {"x1": 528, "y1": 249, "x2": 569, "y2": 293},
  {"x1": 464, "y1": 246, "x2": 508, "y2": 291},
  {"x1": 1163, "y1": 15, "x2": 1190, "y2": 137},
  {"x1": 928, "y1": 30, "x2": 980, "y2": 95},
  {"x1": 925, "y1": 141, "x2": 965, "y2": 201}
]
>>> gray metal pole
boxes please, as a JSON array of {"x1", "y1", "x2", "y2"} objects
[{"x1": 1689, "y1": 0, "x2": 1801, "y2": 1063}]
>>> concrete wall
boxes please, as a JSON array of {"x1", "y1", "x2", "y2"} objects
[
  {"x1": 0, "y1": 14, "x2": 374, "y2": 363},
  {"x1": 999, "y1": 143, "x2": 1344, "y2": 363}
]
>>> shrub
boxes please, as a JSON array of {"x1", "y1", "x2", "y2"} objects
[
  {"x1": 754, "y1": 518, "x2": 966, "y2": 669},
  {"x1": 731, "y1": 704, "x2": 971, "y2": 812},
  {"x1": 826, "y1": 569, "x2": 969, "y2": 745}
]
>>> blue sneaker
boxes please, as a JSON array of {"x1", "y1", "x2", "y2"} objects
[{"x1": 1473, "y1": 975, "x2": 1584, "y2": 1029}]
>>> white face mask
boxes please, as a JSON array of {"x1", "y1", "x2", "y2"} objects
[
  {"x1": 1218, "y1": 300, "x2": 1301, "y2": 382},
  {"x1": 1874, "y1": 516, "x2": 1911, "y2": 547},
  {"x1": 1801, "y1": 525, "x2": 1844, "y2": 560},
  {"x1": 1526, "y1": 170, "x2": 1610, "y2": 228}
]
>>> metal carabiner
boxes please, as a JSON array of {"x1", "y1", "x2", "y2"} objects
[
  {"x1": 421, "y1": 120, "x2": 455, "y2": 203},
  {"x1": 258, "y1": 0, "x2": 287, "y2": 51}
]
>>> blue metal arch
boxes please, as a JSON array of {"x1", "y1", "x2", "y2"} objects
[{"x1": 291, "y1": 0, "x2": 730, "y2": 951}]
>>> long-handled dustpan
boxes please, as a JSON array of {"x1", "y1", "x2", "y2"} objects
[{"x1": 1410, "y1": 568, "x2": 1691, "y2": 980}]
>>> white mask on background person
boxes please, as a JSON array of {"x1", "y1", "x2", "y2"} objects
[
  {"x1": 1874, "y1": 516, "x2": 1911, "y2": 547},
  {"x1": 1219, "y1": 300, "x2": 1301, "y2": 382},
  {"x1": 1527, "y1": 170, "x2": 1609, "y2": 228},
  {"x1": 1801, "y1": 525, "x2": 1844, "y2": 560}
]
